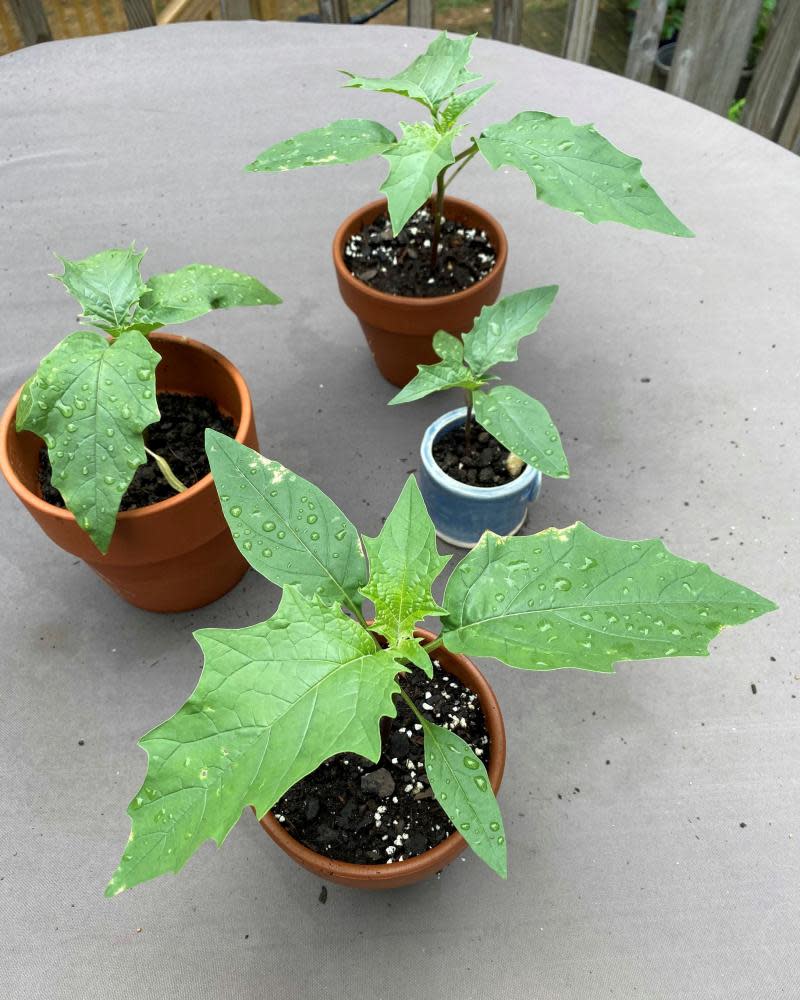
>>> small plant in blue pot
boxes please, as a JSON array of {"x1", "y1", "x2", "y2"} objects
[{"x1": 390, "y1": 285, "x2": 567, "y2": 547}]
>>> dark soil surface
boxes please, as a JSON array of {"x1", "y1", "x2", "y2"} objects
[
  {"x1": 38, "y1": 392, "x2": 235, "y2": 511},
  {"x1": 273, "y1": 659, "x2": 490, "y2": 866},
  {"x1": 343, "y1": 206, "x2": 496, "y2": 297},
  {"x1": 433, "y1": 422, "x2": 525, "y2": 487}
]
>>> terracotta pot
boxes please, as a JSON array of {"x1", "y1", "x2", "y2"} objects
[
  {"x1": 259, "y1": 627, "x2": 506, "y2": 889},
  {"x1": 0, "y1": 333, "x2": 258, "y2": 613},
  {"x1": 332, "y1": 196, "x2": 508, "y2": 387}
]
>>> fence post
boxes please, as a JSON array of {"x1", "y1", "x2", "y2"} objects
[
  {"x1": 319, "y1": 0, "x2": 351, "y2": 23},
  {"x1": 742, "y1": 0, "x2": 800, "y2": 142},
  {"x1": 8, "y1": 0, "x2": 51, "y2": 44},
  {"x1": 407, "y1": 0, "x2": 434, "y2": 29},
  {"x1": 667, "y1": 0, "x2": 762, "y2": 116},
  {"x1": 624, "y1": 0, "x2": 667, "y2": 83},
  {"x1": 123, "y1": 1, "x2": 157, "y2": 28},
  {"x1": 562, "y1": 0, "x2": 598, "y2": 64},
  {"x1": 492, "y1": 0, "x2": 523, "y2": 46}
]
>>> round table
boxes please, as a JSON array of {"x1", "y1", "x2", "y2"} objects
[{"x1": 1, "y1": 20, "x2": 797, "y2": 1000}]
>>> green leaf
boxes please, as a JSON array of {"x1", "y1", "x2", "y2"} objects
[
  {"x1": 106, "y1": 587, "x2": 406, "y2": 896},
  {"x1": 462, "y1": 285, "x2": 559, "y2": 377},
  {"x1": 395, "y1": 637, "x2": 434, "y2": 678},
  {"x1": 53, "y1": 247, "x2": 146, "y2": 333},
  {"x1": 205, "y1": 431, "x2": 367, "y2": 614},
  {"x1": 477, "y1": 113, "x2": 693, "y2": 237},
  {"x1": 473, "y1": 386, "x2": 569, "y2": 479},
  {"x1": 421, "y1": 718, "x2": 506, "y2": 878},
  {"x1": 433, "y1": 330, "x2": 464, "y2": 364},
  {"x1": 131, "y1": 264, "x2": 281, "y2": 329},
  {"x1": 17, "y1": 330, "x2": 160, "y2": 553},
  {"x1": 440, "y1": 82, "x2": 495, "y2": 129},
  {"x1": 343, "y1": 32, "x2": 481, "y2": 113},
  {"x1": 361, "y1": 476, "x2": 450, "y2": 646},
  {"x1": 388, "y1": 356, "x2": 479, "y2": 405},
  {"x1": 246, "y1": 119, "x2": 397, "y2": 172},
  {"x1": 442, "y1": 523, "x2": 776, "y2": 672},
  {"x1": 380, "y1": 122, "x2": 456, "y2": 235}
]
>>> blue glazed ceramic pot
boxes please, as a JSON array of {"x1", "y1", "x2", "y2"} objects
[{"x1": 418, "y1": 407, "x2": 541, "y2": 548}]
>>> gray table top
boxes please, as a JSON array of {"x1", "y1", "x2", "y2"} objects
[{"x1": 1, "y1": 19, "x2": 797, "y2": 1000}]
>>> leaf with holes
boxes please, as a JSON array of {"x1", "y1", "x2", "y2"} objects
[
  {"x1": 361, "y1": 476, "x2": 450, "y2": 647},
  {"x1": 131, "y1": 265, "x2": 281, "y2": 329},
  {"x1": 53, "y1": 247, "x2": 146, "y2": 333},
  {"x1": 247, "y1": 119, "x2": 397, "y2": 173},
  {"x1": 473, "y1": 386, "x2": 569, "y2": 479},
  {"x1": 205, "y1": 430, "x2": 367, "y2": 615},
  {"x1": 105, "y1": 586, "x2": 406, "y2": 896},
  {"x1": 16, "y1": 330, "x2": 160, "y2": 553},
  {"x1": 462, "y1": 285, "x2": 559, "y2": 377},
  {"x1": 477, "y1": 113, "x2": 693, "y2": 237},
  {"x1": 343, "y1": 32, "x2": 480, "y2": 113},
  {"x1": 442, "y1": 523, "x2": 776, "y2": 672},
  {"x1": 380, "y1": 122, "x2": 457, "y2": 235},
  {"x1": 422, "y1": 718, "x2": 506, "y2": 877}
]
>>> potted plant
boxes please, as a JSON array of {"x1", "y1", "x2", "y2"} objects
[
  {"x1": 390, "y1": 284, "x2": 566, "y2": 546},
  {"x1": 105, "y1": 433, "x2": 774, "y2": 895},
  {"x1": 247, "y1": 32, "x2": 692, "y2": 386},
  {"x1": 0, "y1": 246, "x2": 280, "y2": 612}
]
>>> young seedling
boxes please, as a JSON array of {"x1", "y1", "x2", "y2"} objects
[
  {"x1": 17, "y1": 247, "x2": 280, "y2": 553},
  {"x1": 247, "y1": 32, "x2": 692, "y2": 275},
  {"x1": 390, "y1": 284, "x2": 568, "y2": 480},
  {"x1": 106, "y1": 433, "x2": 774, "y2": 894}
]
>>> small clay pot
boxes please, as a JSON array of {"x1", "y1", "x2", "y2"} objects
[
  {"x1": 332, "y1": 196, "x2": 508, "y2": 387},
  {"x1": 259, "y1": 627, "x2": 506, "y2": 889},
  {"x1": 0, "y1": 333, "x2": 258, "y2": 613}
]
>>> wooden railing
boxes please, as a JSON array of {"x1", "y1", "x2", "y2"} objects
[{"x1": 5, "y1": 0, "x2": 799, "y2": 153}]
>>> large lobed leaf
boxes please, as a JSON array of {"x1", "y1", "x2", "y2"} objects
[
  {"x1": 246, "y1": 119, "x2": 397, "y2": 173},
  {"x1": 422, "y1": 717, "x2": 506, "y2": 878},
  {"x1": 462, "y1": 285, "x2": 559, "y2": 377},
  {"x1": 442, "y1": 523, "x2": 775, "y2": 671},
  {"x1": 477, "y1": 113, "x2": 693, "y2": 237},
  {"x1": 132, "y1": 264, "x2": 281, "y2": 329},
  {"x1": 380, "y1": 121, "x2": 457, "y2": 235},
  {"x1": 53, "y1": 247, "x2": 146, "y2": 333},
  {"x1": 473, "y1": 386, "x2": 569, "y2": 480},
  {"x1": 17, "y1": 330, "x2": 160, "y2": 553},
  {"x1": 361, "y1": 476, "x2": 450, "y2": 647},
  {"x1": 343, "y1": 32, "x2": 481, "y2": 113},
  {"x1": 205, "y1": 431, "x2": 367, "y2": 615},
  {"x1": 106, "y1": 587, "x2": 406, "y2": 896}
]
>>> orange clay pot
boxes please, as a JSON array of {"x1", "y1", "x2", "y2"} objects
[
  {"x1": 332, "y1": 196, "x2": 508, "y2": 387},
  {"x1": 259, "y1": 627, "x2": 506, "y2": 889},
  {"x1": 0, "y1": 333, "x2": 258, "y2": 613}
]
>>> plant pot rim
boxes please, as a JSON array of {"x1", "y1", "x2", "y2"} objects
[
  {"x1": 259, "y1": 625, "x2": 506, "y2": 887},
  {"x1": 332, "y1": 195, "x2": 509, "y2": 311},
  {"x1": 420, "y1": 406, "x2": 540, "y2": 500},
  {"x1": 0, "y1": 331, "x2": 254, "y2": 529}
]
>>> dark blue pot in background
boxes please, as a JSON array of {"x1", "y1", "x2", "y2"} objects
[{"x1": 418, "y1": 408, "x2": 542, "y2": 548}]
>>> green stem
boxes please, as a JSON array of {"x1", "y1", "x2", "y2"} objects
[
  {"x1": 464, "y1": 388, "x2": 474, "y2": 458},
  {"x1": 443, "y1": 144, "x2": 479, "y2": 191},
  {"x1": 421, "y1": 636, "x2": 443, "y2": 655},
  {"x1": 144, "y1": 446, "x2": 187, "y2": 494},
  {"x1": 430, "y1": 169, "x2": 446, "y2": 271},
  {"x1": 399, "y1": 688, "x2": 428, "y2": 727}
]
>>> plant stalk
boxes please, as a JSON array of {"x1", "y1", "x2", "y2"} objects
[
  {"x1": 144, "y1": 446, "x2": 187, "y2": 494},
  {"x1": 464, "y1": 388, "x2": 474, "y2": 458},
  {"x1": 422, "y1": 636, "x2": 443, "y2": 655},
  {"x1": 430, "y1": 169, "x2": 446, "y2": 272},
  {"x1": 443, "y1": 145, "x2": 479, "y2": 191},
  {"x1": 399, "y1": 688, "x2": 428, "y2": 727}
]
